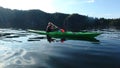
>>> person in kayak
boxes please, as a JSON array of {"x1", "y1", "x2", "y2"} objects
[
  {"x1": 46, "y1": 22, "x2": 56, "y2": 32},
  {"x1": 46, "y1": 22, "x2": 64, "y2": 32},
  {"x1": 46, "y1": 22, "x2": 65, "y2": 43},
  {"x1": 46, "y1": 22, "x2": 53, "y2": 42},
  {"x1": 46, "y1": 22, "x2": 52, "y2": 32}
]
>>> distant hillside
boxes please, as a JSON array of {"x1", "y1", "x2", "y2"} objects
[{"x1": 0, "y1": 7, "x2": 120, "y2": 31}]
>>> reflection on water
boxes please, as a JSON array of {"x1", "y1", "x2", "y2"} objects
[
  {"x1": 0, "y1": 29, "x2": 120, "y2": 68},
  {"x1": 46, "y1": 35, "x2": 66, "y2": 43}
]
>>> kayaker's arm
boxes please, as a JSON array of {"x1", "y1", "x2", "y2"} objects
[
  {"x1": 46, "y1": 22, "x2": 65, "y2": 32},
  {"x1": 51, "y1": 23, "x2": 65, "y2": 32},
  {"x1": 51, "y1": 23, "x2": 59, "y2": 29}
]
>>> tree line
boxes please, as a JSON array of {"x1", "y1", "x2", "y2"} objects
[{"x1": 0, "y1": 7, "x2": 120, "y2": 31}]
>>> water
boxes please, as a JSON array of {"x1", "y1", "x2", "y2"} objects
[{"x1": 0, "y1": 29, "x2": 120, "y2": 68}]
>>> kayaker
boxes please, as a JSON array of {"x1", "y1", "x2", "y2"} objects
[
  {"x1": 46, "y1": 22, "x2": 65, "y2": 43},
  {"x1": 46, "y1": 22, "x2": 52, "y2": 42},
  {"x1": 46, "y1": 22, "x2": 59, "y2": 32},
  {"x1": 46, "y1": 22, "x2": 53, "y2": 32}
]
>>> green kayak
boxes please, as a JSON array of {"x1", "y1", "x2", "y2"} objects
[{"x1": 28, "y1": 29, "x2": 101, "y2": 40}]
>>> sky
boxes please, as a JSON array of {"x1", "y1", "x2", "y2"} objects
[{"x1": 0, "y1": 0, "x2": 119, "y2": 18}]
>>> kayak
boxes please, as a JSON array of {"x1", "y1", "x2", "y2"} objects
[{"x1": 28, "y1": 29, "x2": 101, "y2": 41}]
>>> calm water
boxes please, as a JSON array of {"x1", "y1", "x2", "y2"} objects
[{"x1": 0, "y1": 29, "x2": 120, "y2": 68}]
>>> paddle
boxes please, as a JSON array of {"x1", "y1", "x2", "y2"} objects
[{"x1": 52, "y1": 23, "x2": 65, "y2": 32}]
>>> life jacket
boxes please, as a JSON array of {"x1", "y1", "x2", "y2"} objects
[{"x1": 60, "y1": 29, "x2": 65, "y2": 32}]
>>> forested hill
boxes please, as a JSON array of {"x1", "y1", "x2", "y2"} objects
[{"x1": 0, "y1": 7, "x2": 120, "y2": 31}]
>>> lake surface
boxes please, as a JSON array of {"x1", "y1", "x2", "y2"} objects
[{"x1": 0, "y1": 29, "x2": 120, "y2": 68}]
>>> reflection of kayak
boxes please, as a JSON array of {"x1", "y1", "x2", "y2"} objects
[{"x1": 28, "y1": 29, "x2": 101, "y2": 42}]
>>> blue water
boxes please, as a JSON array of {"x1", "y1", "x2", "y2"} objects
[{"x1": 0, "y1": 29, "x2": 120, "y2": 68}]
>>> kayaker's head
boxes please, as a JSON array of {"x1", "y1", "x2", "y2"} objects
[
  {"x1": 48, "y1": 22, "x2": 52, "y2": 26},
  {"x1": 47, "y1": 22, "x2": 54, "y2": 30}
]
